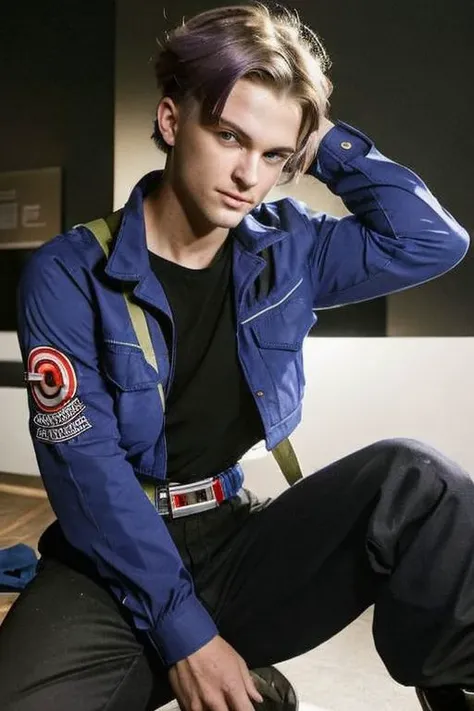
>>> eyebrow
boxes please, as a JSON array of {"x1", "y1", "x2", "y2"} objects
[{"x1": 218, "y1": 117, "x2": 296, "y2": 154}]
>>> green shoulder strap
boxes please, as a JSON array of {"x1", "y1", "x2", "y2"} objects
[
  {"x1": 84, "y1": 210, "x2": 165, "y2": 410},
  {"x1": 84, "y1": 212, "x2": 303, "y2": 487},
  {"x1": 271, "y1": 437, "x2": 303, "y2": 486}
]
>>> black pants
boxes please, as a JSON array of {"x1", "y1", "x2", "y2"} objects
[{"x1": 2, "y1": 438, "x2": 474, "y2": 710}]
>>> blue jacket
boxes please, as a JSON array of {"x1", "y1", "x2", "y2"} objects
[{"x1": 17, "y1": 121, "x2": 469, "y2": 666}]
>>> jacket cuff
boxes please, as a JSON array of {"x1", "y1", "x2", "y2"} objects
[
  {"x1": 308, "y1": 120, "x2": 374, "y2": 183},
  {"x1": 148, "y1": 595, "x2": 219, "y2": 667}
]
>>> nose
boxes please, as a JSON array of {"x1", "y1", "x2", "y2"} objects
[{"x1": 232, "y1": 152, "x2": 259, "y2": 189}]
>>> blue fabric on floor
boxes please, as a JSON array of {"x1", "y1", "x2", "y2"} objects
[{"x1": 0, "y1": 544, "x2": 38, "y2": 592}]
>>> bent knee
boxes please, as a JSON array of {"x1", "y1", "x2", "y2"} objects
[
  {"x1": 371, "y1": 437, "x2": 470, "y2": 489},
  {"x1": 372, "y1": 437, "x2": 433, "y2": 456}
]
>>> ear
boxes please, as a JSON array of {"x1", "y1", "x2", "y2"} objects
[{"x1": 156, "y1": 97, "x2": 179, "y2": 148}]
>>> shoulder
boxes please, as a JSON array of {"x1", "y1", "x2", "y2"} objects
[
  {"x1": 19, "y1": 225, "x2": 104, "y2": 308},
  {"x1": 249, "y1": 196, "x2": 328, "y2": 251},
  {"x1": 251, "y1": 196, "x2": 312, "y2": 229},
  {"x1": 21, "y1": 224, "x2": 104, "y2": 284},
  {"x1": 27, "y1": 223, "x2": 102, "y2": 273}
]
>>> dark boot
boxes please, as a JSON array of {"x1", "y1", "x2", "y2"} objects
[
  {"x1": 417, "y1": 687, "x2": 474, "y2": 710},
  {"x1": 250, "y1": 666, "x2": 298, "y2": 711}
]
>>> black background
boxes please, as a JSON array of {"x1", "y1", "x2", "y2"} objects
[{"x1": 0, "y1": 1, "x2": 115, "y2": 331}]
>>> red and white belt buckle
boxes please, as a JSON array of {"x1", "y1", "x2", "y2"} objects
[{"x1": 168, "y1": 477, "x2": 226, "y2": 519}]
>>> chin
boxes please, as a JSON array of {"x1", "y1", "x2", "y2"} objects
[
  {"x1": 213, "y1": 206, "x2": 249, "y2": 228},
  {"x1": 201, "y1": 212, "x2": 240, "y2": 231}
]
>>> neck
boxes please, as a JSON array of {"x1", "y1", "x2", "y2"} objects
[{"x1": 143, "y1": 178, "x2": 229, "y2": 270}]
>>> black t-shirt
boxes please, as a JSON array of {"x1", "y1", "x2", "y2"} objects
[{"x1": 148, "y1": 238, "x2": 264, "y2": 483}]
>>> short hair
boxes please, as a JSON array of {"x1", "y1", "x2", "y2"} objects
[{"x1": 152, "y1": 3, "x2": 332, "y2": 183}]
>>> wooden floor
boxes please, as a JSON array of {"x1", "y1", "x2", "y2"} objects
[{"x1": 0, "y1": 472, "x2": 54, "y2": 624}]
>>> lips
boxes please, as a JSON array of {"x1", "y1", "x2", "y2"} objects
[{"x1": 218, "y1": 191, "x2": 251, "y2": 204}]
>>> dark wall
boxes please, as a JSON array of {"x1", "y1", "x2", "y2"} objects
[
  {"x1": 291, "y1": 0, "x2": 473, "y2": 336},
  {"x1": 0, "y1": 0, "x2": 115, "y2": 330}
]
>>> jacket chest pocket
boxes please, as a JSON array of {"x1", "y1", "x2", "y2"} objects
[
  {"x1": 101, "y1": 342, "x2": 164, "y2": 471},
  {"x1": 248, "y1": 295, "x2": 316, "y2": 422},
  {"x1": 251, "y1": 296, "x2": 316, "y2": 351}
]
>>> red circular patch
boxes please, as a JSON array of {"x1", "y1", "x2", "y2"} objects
[{"x1": 27, "y1": 347, "x2": 77, "y2": 413}]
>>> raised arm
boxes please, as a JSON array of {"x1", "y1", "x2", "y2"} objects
[{"x1": 301, "y1": 120, "x2": 469, "y2": 308}]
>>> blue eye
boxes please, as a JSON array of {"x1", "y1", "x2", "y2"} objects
[
  {"x1": 265, "y1": 153, "x2": 286, "y2": 163},
  {"x1": 219, "y1": 131, "x2": 238, "y2": 143},
  {"x1": 218, "y1": 131, "x2": 286, "y2": 164}
]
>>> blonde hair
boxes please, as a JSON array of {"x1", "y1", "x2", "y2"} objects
[{"x1": 152, "y1": 3, "x2": 332, "y2": 183}]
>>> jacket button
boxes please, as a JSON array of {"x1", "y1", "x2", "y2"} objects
[
  {"x1": 341, "y1": 141, "x2": 352, "y2": 150},
  {"x1": 256, "y1": 390, "x2": 264, "y2": 397}
]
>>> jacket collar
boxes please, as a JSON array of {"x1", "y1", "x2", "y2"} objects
[
  {"x1": 104, "y1": 171, "x2": 157, "y2": 282},
  {"x1": 104, "y1": 170, "x2": 290, "y2": 282},
  {"x1": 234, "y1": 208, "x2": 290, "y2": 253}
]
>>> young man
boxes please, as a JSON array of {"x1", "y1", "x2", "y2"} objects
[{"x1": 0, "y1": 3, "x2": 472, "y2": 710}]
